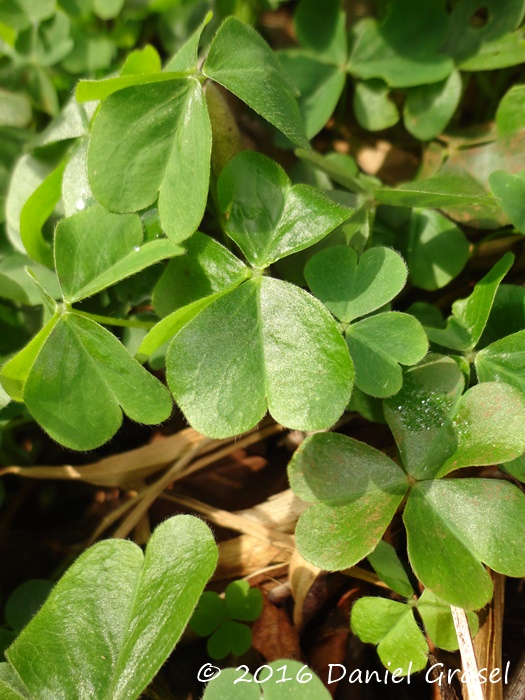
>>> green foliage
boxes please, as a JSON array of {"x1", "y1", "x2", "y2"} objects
[
  {"x1": 88, "y1": 78, "x2": 212, "y2": 243},
  {"x1": 190, "y1": 580, "x2": 263, "y2": 659},
  {"x1": 217, "y1": 151, "x2": 349, "y2": 268},
  {"x1": 367, "y1": 541, "x2": 413, "y2": 598},
  {"x1": 403, "y1": 209, "x2": 470, "y2": 290},
  {"x1": 0, "y1": 199, "x2": 179, "y2": 449},
  {"x1": 136, "y1": 150, "x2": 356, "y2": 438},
  {"x1": 166, "y1": 275, "x2": 353, "y2": 437},
  {"x1": 0, "y1": 516, "x2": 217, "y2": 700},
  {"x1": 404, "y1": 71, "x2": 463, "y2": 141},
  {"x1": 203, "y1": 18, "x2": 308, "y2": 148},
  {"x1": 2, "y1": 0, "x2": 525, "y2": 688},
  {"x1": 489, "y1": 170, "x2": 525, "y2": 232},
  {"x1": 280, "y1": 0, "x2": 525, "y2": 140}
]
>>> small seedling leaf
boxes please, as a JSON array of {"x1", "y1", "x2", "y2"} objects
[{"x1": 225, "y1": 581, "x2": 263, "y2": 622}]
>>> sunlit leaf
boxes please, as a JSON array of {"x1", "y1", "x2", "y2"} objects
[
  {"x1": 167, "y1": 277, "x2": 353, "y2": 438},
  {"x1": 351, "y1": 597, "x2": 428, "y2": 674},
  {"x1": 88, "y1": 77, "x2": 211, "y2": 242}
]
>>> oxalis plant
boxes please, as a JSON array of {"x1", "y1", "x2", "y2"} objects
[{"x1": 2, "y1": 0, "x2": 525, "y2": 693}]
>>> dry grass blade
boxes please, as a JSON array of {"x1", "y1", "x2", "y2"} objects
[
  {"x1": 0, "y1": 423, "x2": 281, "y2": 489},
  {"x1": 109, "y1": 423, "x2": 282, "y2": 540},
  {"x1": 451, "y1": 605, "x2": 486, "y2": 700},
  {"x1": 168, "y1": 422, "x2": 283, "y2": 483},
  {"x1": 506, "y1": 650, "x2": 525, "y2": 700},
  {"x1": 111, "y1": 437, "x2": 212, "y2": 539},
  {"x1": 235, "y1": 489, "x2": 307, "y2": 533},
  {"x1": 160, "y1": 492, "x2": 295, "y2": 550},
  {"x1": 289, "y1": 549, "x2": 322, "y2": 630},
  {"x1": 341, "y1": 566, "x2": 389, "y2": 588},
  {"x1": 473, "y1": 572, "x2": 505, "y2": 700},
  {"x1": 0, "y1": 428, "x2": 211, "y2": 488}
]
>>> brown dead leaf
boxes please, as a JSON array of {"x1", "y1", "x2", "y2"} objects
[
  {"x1": 306, "y1": 590, "x2": 359, "y2": 698},
  {"x1": 251, "y1": 592, "x2": 300, "y2": 662}
]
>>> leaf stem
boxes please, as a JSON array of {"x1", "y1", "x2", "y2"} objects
[{"x1": 72, "y1": 310, "x2": 156, "y2": 330}]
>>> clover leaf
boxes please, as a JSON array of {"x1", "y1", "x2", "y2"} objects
[
  {"x1": 166, "y1": 276, "x2": 353, "y2": 438},
  {"x1": 424, "y1": 252, "x2": 514, "y2": 351},
  {"x1": 351, "y1": 587, "x2": 479, "y2": 674},
  {"x1": 4, "y1": 579, "x2": 53, "y2": 633},
  {"x1": 152, "y1": 231, "x2": 249, "y2": 318},
  {"x1": 54, "y1": 204, "x2": 183, "y2": 303},
  {"x1": 403, "y1": 209, "x2": 470, "y2": 291},
  {"x1": 348, "y1": 0, "x2": 453, "y2": 89},
  {"x1": 1, "y1": 311, "x2": 173, "y2": 450},
  {"x1": 403, "y1": 70, "x2": 462, "y2": 142},
  {"x1": 351, "y1": 598, "x2": 428, "y2": 674},
  {"x1": 277, "y1": 0, "x2": 347, "y2": 138},
  {"x1": 477, "y1": 330, "x2": 525, "y2": 394},
  {"x1": 305, "y1": 245, "x2": 428, "y2": 397},
  {"x1": 367, "y1": 540, "x2": 414, "y2": 598},
  {"x1": 404, "y1": 478, "x2": 525, "y2": 609},
  {"x1": 503, "y1": 453, "x2": 525, "y2": 482},
  {"x1": 489, "y1": 169, "x2": 525, "y2": 233},
  {"x1": 288, "y1": 432, "x2": 409, "y2": 571},
  {"x1": 421, "y1": 254, "x2": 525, "y2": 396},
  {"x1": 203, "y1": 18, "x2": 308, "y2": 149},
  {"x1": 289, "y1": 354, "x2": 525, "y2": 609},
  {"x1": 85, "y1": 15, "x2": 307, "y2": 243},
  {"x1": 190, "y1": 581, "x2": 263, "y2": 660},
  {"x1": 88, "y1": 77, "x2": 212, "y2": 243}
]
